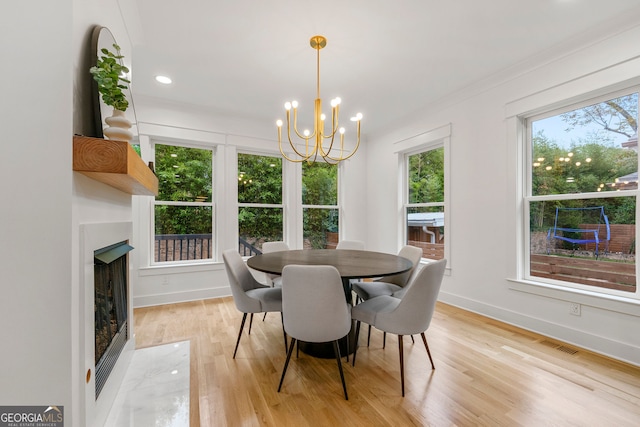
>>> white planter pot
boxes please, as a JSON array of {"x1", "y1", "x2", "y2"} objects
[{"x1": 103, "y1": 109, "x2": 133, "y2": 143}]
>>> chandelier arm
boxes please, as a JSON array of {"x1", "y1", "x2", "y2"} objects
[
  {"x1": 285, "y1": 128, "x2": 317, "y2": 159},
  {"x1": 279, "y1": 130, "x2": 316, "y2": 163},
  {"x1": 284, "y1": 116, "x2": 318, "y2": 160},
  {"x1": 290, "y1": 108, "x2": 317, "y2": 140},
  {"x1": 323, "y1": 122, "x2": 361, "y2": 162}
]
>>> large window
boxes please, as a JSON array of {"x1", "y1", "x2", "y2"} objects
[
  {"x1": 237, "y1": 153, "x2": 283, "y2": 255},
  {"x1": 153, "y1": 143, "x2": 214, "y2": 263},
  {"x1": 525, "y1": 90, "x2": 638, "y2": 295},
  {"x1": 405, "y1": 147, "x2": 445, "y2": 260},
  {"x1": 302, "y1": 162, "x2": 339, "y2": 249}
]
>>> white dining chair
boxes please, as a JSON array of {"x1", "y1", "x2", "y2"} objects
[
  {"x1": 336, "y1": 240, "x2": 365, "y2": 250},
  {"x1": 351, "y1": 258, "x2": 446, "y2": 396},
  {"x1": 278, "y1": 264, "x2": 352, "y2": 400},
  {"x1": 222, "y1": 249, "x2": 287, "y2": 358},
  {"x1": 261, "y1": 241, "x2": 289, "y2": 287},
  {"x1": 352, "y1": 245, "x2": 424, "y2": 345}
]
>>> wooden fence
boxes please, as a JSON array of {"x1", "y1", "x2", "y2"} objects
[
  {"x1": 408, "y1": 240, "x2": 445, "y2": 260},
  {"x1": 530, "y1": 254, "x2": 635, "y2": 292}
]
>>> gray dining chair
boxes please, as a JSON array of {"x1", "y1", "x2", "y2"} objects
[
  {"x1": 351, "y1": 245, "x2": 423, "y2": 345},
  {"x1": 336, "y1": 240, "x2": 365, "y2": 250},
  {"x1": 261, "y1": 241, "x2": 289, "y2": 287},
  {"x1": 351, "y1": 258, "x2": 446, "y2": 396},
  {"x1": 222, "y1": 249, "x2": 287, "y2": 358},
  {"x1": 260, "y1": 241, "x2": 290, "y2": 321},
  {"x1": 277, "y1": 264, "x2": 352, "y2": 400}
]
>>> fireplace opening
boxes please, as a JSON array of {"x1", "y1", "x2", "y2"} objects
[{"x1": 94, "y1": 240, "x2": 133, "y2": 399}]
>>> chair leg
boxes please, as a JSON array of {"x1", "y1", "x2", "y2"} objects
[
  {"x1": 398, "y1": 335, "x2": 405, "y2": 397},
  {"x1": 383, "y1": 332, "x2": 386, "y2": 349},
  {"x1": 248, "y1": 313, "x2": 254, "y2": 335},
  {"x1": 233, "y1": 313, "x2": 248, "y2": 359},
  {"x1": 278, "y1": 338, "x2": 297, "y2": 392},
  {"x1": 352, "y1": 321, "x2": 361, "y2": 367},
  {"x1": 367, "y1": 325, "x2": 372, "y2": 347},
  {"x1": 332, "y1": 340, "x2": 349, "y2": 400},
  {"x1": 421, "y1": 332, "x2": 435, "y2": 369},
  {"x1": 411, "y1": 335, "x2": 415, "y2": 344},
  {"x1": 263, "y1": 312, "x2": 267, "y2": 321},
  {"x1": 280, "y1": 312, "x2": 287, "y2": 353}
]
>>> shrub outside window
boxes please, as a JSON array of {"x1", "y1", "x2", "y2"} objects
[
  {"x1": 237, "y1": 153, "x2": 283, "y2": 255},
  {"x1": 526, "y1": 90, "x2": 638, "y2": 295},
  {"x1": 153, "y1": 143, "x2": 213, "y2": 263},
  {"x1": 302, "y1": 162, "x2": 339, "y2": 249}
]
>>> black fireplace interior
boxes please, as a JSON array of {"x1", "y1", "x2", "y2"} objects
[{"x1": 94, "y1": 240, "x2": 133, "y2": 398}]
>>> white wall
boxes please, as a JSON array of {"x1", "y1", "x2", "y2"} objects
[
  {"x1": 366, "y1": 22, "x2": 640, "y2": 366},
  {"x1": 0, "y1": 0, "x2": 73, "y2": 419}
]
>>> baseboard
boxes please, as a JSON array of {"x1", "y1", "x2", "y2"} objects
[
  {"x1": 133, "y1": 286, "x2": 231, "y2": 308},
  {"x1": 438, "y1": 291, "x2": 640, "y2": 367}
]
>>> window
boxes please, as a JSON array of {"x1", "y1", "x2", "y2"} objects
[
  {"x1": 237, "y1": 153, "x2": 283, "y2": 255},
  {"x1": 525, "y1": 90, "x2": 638, "y2": 295},
  {"x1": 405, "y1": 147, "x2": 445, "y2": 260},
  {"x1": 302, "y1": 162, "x2": 339, "y2": 249},
  {"x1": 153, "y1": 143, "x2": 213, "y2": 263}
]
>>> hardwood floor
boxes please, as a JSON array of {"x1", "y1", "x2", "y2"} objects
[{"x1": 134, "y1": 297, "x2": 640, "y2": 426}]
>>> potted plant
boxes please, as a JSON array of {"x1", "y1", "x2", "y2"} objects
[{"x1": 90, "y1": 43, "x2": 133, "y2": 142}]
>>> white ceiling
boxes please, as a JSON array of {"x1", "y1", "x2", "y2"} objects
[{"x1": 123, "y1": 0, "x2": 640, "y2": 136}]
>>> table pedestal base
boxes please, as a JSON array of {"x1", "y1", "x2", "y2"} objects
[{"x1": 298, "y1": 321, "x2": 358, "y2": 358}]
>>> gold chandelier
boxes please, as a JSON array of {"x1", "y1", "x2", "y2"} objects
[{"x1": 276, "y1": 35, "x2": 363, "y2": 164}]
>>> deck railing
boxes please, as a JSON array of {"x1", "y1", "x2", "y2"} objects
[{"x1": 154, "y1": 234, "x2": 261, "y2": 261}]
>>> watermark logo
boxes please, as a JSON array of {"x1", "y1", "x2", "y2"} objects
[{"x1": 0, "y1": 406, "x2": 63, "y2": 427}]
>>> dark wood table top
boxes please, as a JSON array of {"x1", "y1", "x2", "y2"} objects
[{"x1": 247, "y1": 249, "x2": 413, "y2": 279}]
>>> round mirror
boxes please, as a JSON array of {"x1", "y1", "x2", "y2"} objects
[{"x1": 90, "y1": 25, "x2": 138, "y2": 141}]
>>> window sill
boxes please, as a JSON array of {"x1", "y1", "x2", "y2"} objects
[
  {"x1": 508, "y1": 278, "x2": 639, "y2": 316},
  {"x1": 138, "y1": 261, "x2": 223, "y2": 276}
]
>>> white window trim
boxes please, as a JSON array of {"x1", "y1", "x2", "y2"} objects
[
  {"x1": 236, "y1": 150, "x2": 286, "y2": 251},
  {"x1": 300, "y1": 161, "x2": 341, "y2": 249},
  {"x1": 506, "y1": 73, "x2": 640, "y2": 308},
  {"x1": 395, "y1": 124, "x2": 451, "y2": 267},
  {"x1": 150, "y1": 139, "x2": 216, "y2": 266}
]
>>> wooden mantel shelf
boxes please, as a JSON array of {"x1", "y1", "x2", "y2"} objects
[{"x1": 73, "y1": 135, "x2": 158, "y2": 196}]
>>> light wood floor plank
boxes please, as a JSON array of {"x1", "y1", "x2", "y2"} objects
[{"x1": 134, "y1": 298, "x2": 640, "y2": 426}]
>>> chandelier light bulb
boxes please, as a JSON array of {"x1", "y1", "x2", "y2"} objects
[
  {"x1": 285, "y1": 102, "x2": 292, "y2": 110},
  {"x1": 320, "y1": 113, "x2": 326, "y2": 121},
  {"x1": 339, "y1": 127, "x2": 345, "y2": 134},
  {"x1": 292, "y1": 101, "x2": 299, "y2": 108},
  {"x1": 303, "y1": 129, "x2": 310, "y2": 137},
  {"x1": 276, "y1": 119, "x2": 283, "y2": 127},
  {"x1": 351, "y1": 113, "x2": 363, "y2": 121}
]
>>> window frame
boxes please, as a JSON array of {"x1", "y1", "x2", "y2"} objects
[
  {"x1": 403, "y1": 143, "x2": 446, "y2": 262},
  {"x1": 236, "y1": 150, "x2": 285, "y2": 253},
  {"x1": 301, "y1": 160, "x2": 341, "y2": 249},
  {"x1": 521, "y1": 87, "x2": 639, "y2": 300},
  {"x1": 151, "y1": 140, "x2": 216, "y2": 266}
]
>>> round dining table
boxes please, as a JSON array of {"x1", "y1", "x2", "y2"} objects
[{"x1": 247, "y1": 249, "x2": 413, "y2": 358}]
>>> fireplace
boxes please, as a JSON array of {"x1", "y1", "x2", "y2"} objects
[
  {"x1": 81, "y1": 221, "x2": 135, "y2": 427},
  {"x1": 94, "y1": 241, "x2": 133, "y2": 398}
]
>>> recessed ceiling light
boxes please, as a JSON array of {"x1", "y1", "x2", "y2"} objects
[{"x1": 155, "y1": 75, "x2": 172, "y2": 84}]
